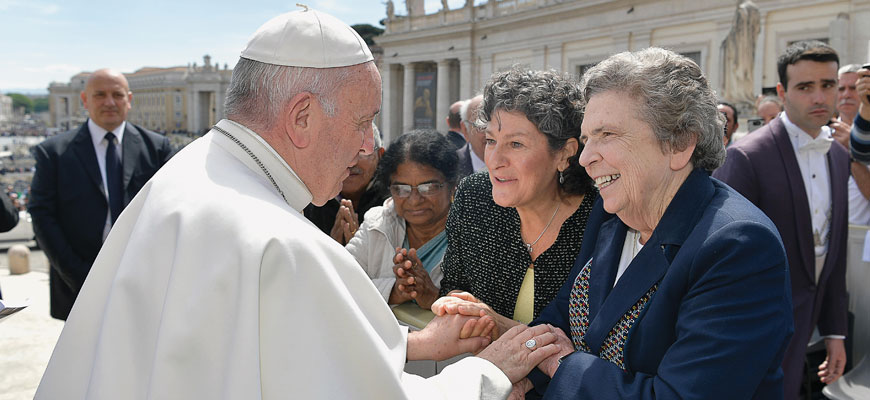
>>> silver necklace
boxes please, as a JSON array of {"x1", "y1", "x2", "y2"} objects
[
  {"x1": 211, "y1": 125, "x2": 287, "y2": 203},
  {"x1": 524, "y1": 202, "x2": 561, "y2": 254}
]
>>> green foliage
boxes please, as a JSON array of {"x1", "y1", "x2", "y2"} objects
[
  {"x1": 7, "y1": 93, "x2": 32, "y2": 114},
  {"x1": 33, "y1": 97, "x2": 49, "y2": 113},
  {"x1": 351, "y1": 24, "x2": 385, "y2": 46}
]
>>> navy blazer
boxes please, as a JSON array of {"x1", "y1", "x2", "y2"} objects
[
  {"x1": 530, "y1": 169, "x2": 793, "y2": 399},
  {"x1": 29, "y1": 121, "x2": 173, "y2": 319}
]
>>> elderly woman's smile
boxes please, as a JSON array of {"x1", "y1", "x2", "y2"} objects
[{"x1": 593, "y1": 174, "x2": 621, "y2": 189}]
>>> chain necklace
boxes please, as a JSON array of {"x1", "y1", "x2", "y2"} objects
[
  {"x1": 211, "y1": 125, "x2": 287, "y2": 203},
  {"x1": 524, "y1": 202, "x2": 561, "y2": 254}
]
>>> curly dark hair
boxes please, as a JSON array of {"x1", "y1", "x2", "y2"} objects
[
  {"x1": 375, "y1": 129, "x2": 460, "y2": 190},
  {"x1": 477, "y1": 66, "x2": 593, "y2": 195}
]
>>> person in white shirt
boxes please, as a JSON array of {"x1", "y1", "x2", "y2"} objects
[
  {"x1": 715, "y1": 40, "x2": 848, "y2": 399},
  {"x1": 35, "y1": 8, "x2": 559, "y2": 400}
]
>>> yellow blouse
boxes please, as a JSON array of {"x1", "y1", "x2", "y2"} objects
[{"x1": 512, "y1": 266, "x2": 535, "y2": 324}]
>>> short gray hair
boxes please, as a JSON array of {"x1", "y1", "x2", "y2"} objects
[
  {"x1": 372, "y1": 123, "x2": 383, "y2": 150},
  {"x1": 582, "y1": 47, "x2": 725, "y2": 172},
  {"x1": 224, "y1": 57, "x2": 355, "y2": 131},
  {"x1": 840, "y1": 64, "x2": 862, "y2": 75}
]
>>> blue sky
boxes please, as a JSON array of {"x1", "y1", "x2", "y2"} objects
[{"x1": 0, "y1": 0, "x2": 469, "y2": 93}]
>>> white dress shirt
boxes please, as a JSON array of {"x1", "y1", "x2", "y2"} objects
[
  {"x1": 614, "y1": 229, "x2": 644, "y2": 288},
  {"x1": 470, "y1": 146, "x2": 486, "y2": 172},
  {"x1": 781, "y1": 112, "x2": 833, "y2": 281},
  {"x1": 87, "y1": 119, "x2": 125, "y2": 239}
]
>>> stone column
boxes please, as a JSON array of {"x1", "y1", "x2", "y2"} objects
[
  {"x1": 436, "y1": 60, "x2": 452, "y2": 133},
  {"x1": 546, "y1": 43, "x2": 563, "y2": 71},
  {"x1": 532, "y1": 47, "x2": 547, "y2": 70},
  {"x1": 459, "y1": 56, "x2": 472, "y2": 99},
  {"x1": 403, "y1": 62, "x2": 416, "y2": 132},
  {"x1": 380, "y1": 63, "x2": 395, "y2": 143}
]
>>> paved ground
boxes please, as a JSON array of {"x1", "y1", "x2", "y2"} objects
[{"x1": 0, "y1": 245, "x2": 63, "y2": 400}]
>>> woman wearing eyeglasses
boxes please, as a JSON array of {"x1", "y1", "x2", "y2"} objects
[
  {"x1": 437, "y1": 67, "x2": 597, "y2": 326},
  {"x1": 346, "y1": 129, "x2": 458, "y2": 308}
]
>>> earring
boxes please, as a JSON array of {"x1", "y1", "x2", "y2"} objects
[{"x1": 559, "y1": 170, "x2": 565, "y2": 184}]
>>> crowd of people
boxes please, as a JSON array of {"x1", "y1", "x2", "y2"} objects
[{"x1": 22, "y1": 7, "x2": 870, "y2": 400}]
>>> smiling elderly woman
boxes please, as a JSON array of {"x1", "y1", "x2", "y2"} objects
[{"x1": 435, "y1": 48, "x2": 794, "y2": 399}]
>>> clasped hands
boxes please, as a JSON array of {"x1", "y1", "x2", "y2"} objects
[
  {"x1": 329, "y1": 199, "x2": 359, "y2": 246},
  {"x1": 432, "y1": 291, "x2": 574, "y2": 378},
  {"x1": 388, "y1": 247, "x2": 439, "y2": 308}
]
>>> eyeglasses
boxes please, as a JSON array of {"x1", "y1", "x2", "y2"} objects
[{"x1": 389, "y1": 182, "x2": 445, "y2": 198}]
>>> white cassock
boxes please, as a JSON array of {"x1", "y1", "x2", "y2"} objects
[{"x1": 36, "y1": 119, "x2": 511, "y2": 400}]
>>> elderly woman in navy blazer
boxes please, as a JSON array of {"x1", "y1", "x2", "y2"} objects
[{"x1": 434, "y1": 48, "x2": 794, "y2": 399}]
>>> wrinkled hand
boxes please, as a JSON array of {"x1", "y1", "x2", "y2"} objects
[
  {"x1": 830, "y1": 118, "x2": 851, "y2": 149},
  {"x1": 329, "y1": 199, "x2": 359, "y2": 245},
  {"x1": 389, "y1": 248, "x2": 439, "y2": 308},
  {"x1": 818, "y1": 338, "x2": 847, "y2": 384},
  {"x1": 407, "y1": 313, "x2": 495, "y2": 361},
  {"x1": 536, "y1": 325, "x2": 575, "y2": 378},
  {"x1": 508, "y1": 378, "x2": 533, "y2": 400},
  {"x1": 477, "y1": 324, "x2": 560, "y2": 383}
]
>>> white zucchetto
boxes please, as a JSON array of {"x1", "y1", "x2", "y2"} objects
[{"x1": 241, "y1": 8, "x2": 374, "y2": 68}]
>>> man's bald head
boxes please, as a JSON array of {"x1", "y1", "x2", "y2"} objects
[{"x1": 81, "y1": 68, "x2": 132, "y2": 132}]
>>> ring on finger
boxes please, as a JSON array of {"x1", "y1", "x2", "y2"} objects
[{"x1": 525, "y1": 339, "x2": 537, "y2": 349}]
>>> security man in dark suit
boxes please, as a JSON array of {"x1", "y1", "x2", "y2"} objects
[{"x1": 29, "y1": 69, "x2": 173, "y2": 320}]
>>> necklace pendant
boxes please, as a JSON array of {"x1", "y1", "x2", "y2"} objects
[{"x1": 525, "y1": 243, "x2": 533, "y2": 254}]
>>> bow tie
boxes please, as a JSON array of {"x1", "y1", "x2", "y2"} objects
[{"x1": 799, "y1": 135, "x2": 833, "y2": 154}]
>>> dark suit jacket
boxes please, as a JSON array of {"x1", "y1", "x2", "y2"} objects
[
  {"x1": 713, "y1": 117, "x2": 849, "y2": 396},
  {"x1": 28, "y1": 121, "x2": 173, "y2": 320},
  {"x1": 446, "y1": 129, "x2": 466, "y2": 151},
  {"x1": 456, "y1": 143, "x2": 474, "y2": 182},
  {"x1": 530, "y1": 169, "x2": 793, "y2": 399}
]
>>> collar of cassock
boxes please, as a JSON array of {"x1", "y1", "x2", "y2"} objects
[{"x1": 214, "y1": 119, "x2": 312, "y2": 211}]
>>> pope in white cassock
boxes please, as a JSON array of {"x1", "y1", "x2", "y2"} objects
[{"x1": 35, "y1": 7, "x2": 561, "y2": 400}]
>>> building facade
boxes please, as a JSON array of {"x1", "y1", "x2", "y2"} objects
[
  {"x1": 375, "y1": 0, "x2": 870, "y2": 143},
  {"x1": 0, "y1": 93, "x2": 12, "y2": 124},
  {"x1": 48, "y1": 55, "x2": 232, "y2": 134}
]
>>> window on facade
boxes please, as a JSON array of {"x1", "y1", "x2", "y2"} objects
[{"x1": 679, "y1": 51, "x2": 702, "y2": 67}]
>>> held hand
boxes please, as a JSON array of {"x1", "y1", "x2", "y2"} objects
[
  {"x1": 407, "y1": 314, "x2": 495, "y2": 361},
  {"x1": 477, "y1": 324, "x2": 560, "y2": 383},
  {"x1": 830, "y1": 118, "x2": 851, "y2": 149},
  {"x1": 431, "y1": 291, "x2": 518, "y2": 339},
  {"x1": 431, "y1": 291, "x2": 488, "y2": 317},
  {"x1": 818, "y1": 338, "x2": 847, "y2": 384},
  {"x1": 536, "y1": 325, "x2": 575, "y2": 378},
  {"x1": 507, "y1": 378, "x2": 533, "y2": 400}
]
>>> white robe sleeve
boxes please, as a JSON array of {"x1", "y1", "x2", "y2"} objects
[{"x1": 260, "y1": 224, "x2": 511, "y2": 399}]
